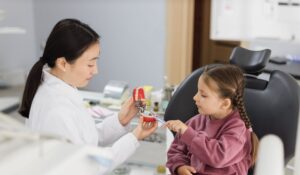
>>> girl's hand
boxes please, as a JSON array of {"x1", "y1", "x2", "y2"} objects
[
  {"x1": 118, "y1": 97, "x2": 139, "y2": 126},
  {"x1": 177, "y1": 165, "x2": 196, "y2": 175},
  {"x1": 132, "y1": 117, "x2": 158, "y2": 140},
  {"x1": 165, "y1": 120, "x2": 188, "y2": 134}
]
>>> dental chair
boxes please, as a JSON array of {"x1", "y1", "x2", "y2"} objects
[{"x1": 164, "y1": 47, "x2": 300, "y2": 174}]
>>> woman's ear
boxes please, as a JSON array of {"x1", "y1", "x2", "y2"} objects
[
  {"x1": 221, "y1": 98, "x2": 232, "y2": 110},
  {"x1": 55, "y1": 57, "x2": 68, "y2": 72}
]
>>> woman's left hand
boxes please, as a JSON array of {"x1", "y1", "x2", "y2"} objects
[
  {"x1": 118, "y1": 97, "x2": 139, "y2": 126},
  {"x1": 132, "y1": 117, "x2": 158, "y2": 140},
  {"x1": 165, "y1": 120, "x2": 188, "y2": 134}
]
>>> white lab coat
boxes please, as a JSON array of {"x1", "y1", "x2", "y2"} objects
[{"x1": 26, "y1": 70, "x2": 139, "y2": 173}]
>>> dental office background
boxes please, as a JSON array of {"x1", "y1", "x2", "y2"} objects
[
  {"x1": 1, "y1": 0, "x2": 300, "y2": 173},
  {"x1": 2, "y1": 0, "x2": 300, "y2": 91},
  {"x1": 0, "y1": 0, "x2": 166, "y2": 91}
]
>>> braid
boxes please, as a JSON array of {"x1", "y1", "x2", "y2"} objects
[
  {"x1": 234, "y1": 89, "x2": 252, "y2": 129},
  {"x1": 235, "y1": 89, "x2": 259, "y2": 166}
]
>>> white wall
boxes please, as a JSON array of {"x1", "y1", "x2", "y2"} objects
[
  {"x1": 248, "y1": 40, "x2": 300, "y2": 57},
  {"x1": 33, "y1": 0, "x2": 166, "y2": 91},
  {"x1": 0, "y1": 0, "x2": 37, "y2": 84}
]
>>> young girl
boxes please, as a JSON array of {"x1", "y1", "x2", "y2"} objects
[{"x1": 166, "y1": 64, "x2": 259, "y2": 175}]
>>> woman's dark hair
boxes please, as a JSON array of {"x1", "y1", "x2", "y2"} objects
[
  {"x1": 202, "y1": 64, "x2": 259, "y2": 166},
  {"x1": 19, "y1": 18, "x2": 99, "y2": 118}
]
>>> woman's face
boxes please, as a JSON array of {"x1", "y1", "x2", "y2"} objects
[
  {"x1": 193, "y1": 75, "x2": 226, "y2": 118},
  {"x1": 65, "y1": 42, "x2": 100, "y2": 87}
]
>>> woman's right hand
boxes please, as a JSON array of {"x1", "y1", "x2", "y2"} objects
[
  {"x1": 118, "y1": 97, "x2": 139, "y2": 126},
  {"x1": 132, "y1": 117, "x2": 158, "y2": 140},
  {"x1": 177, "y1": 165, "x2": 196, "y2": 175}
]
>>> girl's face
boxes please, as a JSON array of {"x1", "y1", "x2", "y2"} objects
[
  {"x1": 65, "y1": 42, "x2": 100, "y2": 87},
  {"x1": 193, "y1": 75, "x2": 231, "y2": 119}
]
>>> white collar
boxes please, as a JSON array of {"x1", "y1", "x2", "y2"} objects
[
  {"x1": 42, "y1": 69, "x2": 83, "y2": 102},
  {"x1": 42, "y1": 69, "x2": 76, "y2": 88}
]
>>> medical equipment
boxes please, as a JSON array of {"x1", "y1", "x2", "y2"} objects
[
  {"x1": 103, "y1": 80, "x2": 128, "y2": 99},
  {"x1": 101, "y1": 80, "x2": 129, "y2": 107}
]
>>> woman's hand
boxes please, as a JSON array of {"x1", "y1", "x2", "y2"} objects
[
  {"x1": 132, "y1": 117, "x2": 158, "y2": 140},
  {"x1": 118, "y1": 97, "x2": 139, "y2": 126},
  {"x1": 177, "y1": 165, "x2": 196, "y2": 175},
  {"x1": 165, "y1": 120, "x2": 188, "y2": 134}
]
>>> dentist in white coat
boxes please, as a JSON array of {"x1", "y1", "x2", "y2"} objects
[{"x1": 19, "y1": 19, "x2": 157, "y2": 173}]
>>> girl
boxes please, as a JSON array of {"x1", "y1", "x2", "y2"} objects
[
  {"x1": 166, "y1": 64, "x2": 259, "y2": 175},
  {"x1": 19, "y1": 19, "x2": 157, "y2": 173}
]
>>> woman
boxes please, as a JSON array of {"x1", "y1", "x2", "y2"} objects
[{"x1": 19, "y1": 18, "x2": 157, "y2": 172}]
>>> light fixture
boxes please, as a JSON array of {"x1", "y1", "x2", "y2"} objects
[
  {"x1": 0, "y1": 27, "x2": 26, "y2": 34},
  {"x1": 0, "y1": 9, "x2": 26, "y2": 34}
]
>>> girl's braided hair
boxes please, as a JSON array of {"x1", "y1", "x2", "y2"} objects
[{"x1": 202, "y1": 64, "x2": 259, "y2": 166}]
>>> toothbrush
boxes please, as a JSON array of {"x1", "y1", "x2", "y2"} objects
[
  {"x1": 148, "y1": 111, "x2": 166, "y2": 124},
  {"x1": 154, "y1": 115, "x2": 166, "y2": 124}
]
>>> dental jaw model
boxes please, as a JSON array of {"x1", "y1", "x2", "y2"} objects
[
  {"x1": 133, "y1": 87, "x2": 164, "y2": 129},
  {"x1": 133, "y1": 87, "x2": 146, "y2": 114}
]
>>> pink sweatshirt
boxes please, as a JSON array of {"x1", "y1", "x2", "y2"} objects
[{"x1": 166, "y1": 110, "x2": 252, "y2": 175}]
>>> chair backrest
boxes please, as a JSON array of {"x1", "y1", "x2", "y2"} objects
[
  {"x1": 164, "y1": 47, "x2": 300, "y2": 170},
  {"x1": 230, "y1": 47, "x2": 271, "y2": 75}
]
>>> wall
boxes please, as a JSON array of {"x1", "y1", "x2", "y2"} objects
[
  {"x1": 33, "y1": 0, "x2": 166, "y2": 91},
  {"x1": 0, "y1": 0, "x2": 37, "y2": 85},
  {"x1": 248, "y1": 40, "x2": 300, "y2": 57}
]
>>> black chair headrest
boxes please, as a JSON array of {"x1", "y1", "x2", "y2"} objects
[{"x1": 230, "y1": 47, "x2": 271, "y2": 75}]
